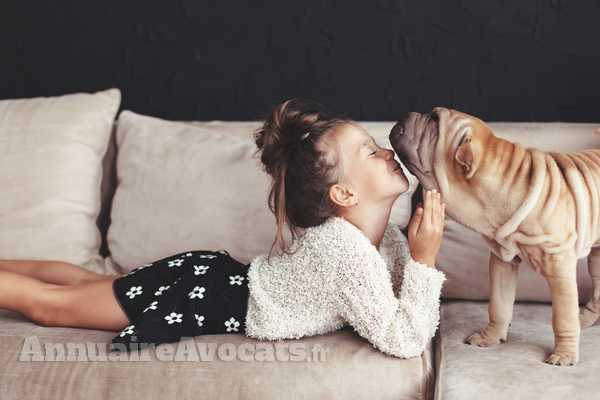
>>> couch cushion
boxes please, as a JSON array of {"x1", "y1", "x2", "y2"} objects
[
  {"x1": 0, "y1": 309, "x2": 434, "y2": 399},
  {"x1": 106, "y1": 113, "x2": 418, "y2": 273},
  {"x1": 435, "y1": 301, "x2": 600, "y2": 399},
  {"x1": 0, "y1": 89, "x2": 121, "y2": 273},
  {"x1": 436, "y1": 122, "x2": 600, "y2": 302}
]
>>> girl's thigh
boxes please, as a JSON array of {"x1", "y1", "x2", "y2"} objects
[{"x1": 42, "y1": 279, "x2": 130, "y2": 331}]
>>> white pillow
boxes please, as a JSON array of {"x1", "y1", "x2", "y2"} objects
[
  {"x1": 0, "y1": 89, "x2": 121, "y2": 273},
  {"x1": 106, "y1": 113, "x2": 417, "y2": 273}
]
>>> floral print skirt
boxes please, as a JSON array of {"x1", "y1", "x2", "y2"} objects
[{"x1": 111, "y1": 250, "x2": 249, "y2": 351}]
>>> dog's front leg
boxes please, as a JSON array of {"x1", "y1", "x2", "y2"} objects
[
  {"x1": 467, "y1": 252, "x2": 519, "y2": 347},
  {"x1": 541, "y1": 250, "x2": 579, "y2": 366}
]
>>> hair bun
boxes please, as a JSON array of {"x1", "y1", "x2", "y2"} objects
[
  {"x1": 255, "y1": 100, "x2": 331, "y2": 175},
  {"x1": 254, "y1": 99, "x2": 349, "y2": 255}
]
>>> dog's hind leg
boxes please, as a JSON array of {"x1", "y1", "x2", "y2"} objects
[{"x1": 580, "y1": 246, "x2": 600, "y2": 329}]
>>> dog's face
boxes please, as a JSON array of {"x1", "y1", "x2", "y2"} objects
[{"x1": 389, "y1": 107, "x2": 501, "y2": 227}]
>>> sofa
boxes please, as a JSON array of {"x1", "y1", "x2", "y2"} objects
[{"x1": 0, "y1": 88, "x2": 599, "y2": 399}]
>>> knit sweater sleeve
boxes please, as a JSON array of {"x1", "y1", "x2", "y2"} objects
[
  {"x1": 337, "y1": 241, "x2": 445, "y2": 358},
  {"x1": 381, "y1": 225, "x2": 412, "y2": 295}
]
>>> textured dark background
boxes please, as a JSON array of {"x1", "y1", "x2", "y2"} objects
[{"x1": 2, "y1": 0, "x2": 599, "y2": 122}]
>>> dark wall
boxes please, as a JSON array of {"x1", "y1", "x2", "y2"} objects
[{"x1": 2, "y1": 0, "x2": 600, "y2": 122}]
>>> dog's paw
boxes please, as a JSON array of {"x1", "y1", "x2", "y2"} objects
[
  {"x1": 465, "y1": 332, "x2": 504, "y2": 347},
  {"x1": 544, "y1": 352, "x2": 578, "y2": 366}
]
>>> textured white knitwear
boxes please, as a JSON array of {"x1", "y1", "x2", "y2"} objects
[{"x1": 245, "y1": 217, "x2": 446, "y2": 358}]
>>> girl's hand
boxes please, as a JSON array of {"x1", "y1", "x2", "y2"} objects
[{"x1": 408, "y1": 189, "x2": 445, "y2": 268}]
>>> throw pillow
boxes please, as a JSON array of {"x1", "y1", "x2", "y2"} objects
[{"x1": 0, "y1": 89, "x2": 121, "y2": 273}]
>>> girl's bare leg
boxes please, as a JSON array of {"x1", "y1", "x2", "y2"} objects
[
  {"x1": 0, "y1": 260, "x2": 121, "y2": 286},
  {"x1": 0, "y1": 270, "x2": 129, "y2": 331}
]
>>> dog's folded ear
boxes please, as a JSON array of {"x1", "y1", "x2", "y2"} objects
[{"x1": 455, "y1": 136, "x2": 477, "y2": 179}]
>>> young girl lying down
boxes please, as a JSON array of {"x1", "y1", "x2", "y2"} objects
[{"x1": 0, "y1": 100, "x2": 445, "y2": 358}]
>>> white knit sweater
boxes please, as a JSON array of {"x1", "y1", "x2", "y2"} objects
[{"x1": 245, "y1": 216, "x2": 446, "y2": 358}]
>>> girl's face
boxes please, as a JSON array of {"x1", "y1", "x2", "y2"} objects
[{"x1": 335, "y1": 123, "x2": 410, "y2": 206}]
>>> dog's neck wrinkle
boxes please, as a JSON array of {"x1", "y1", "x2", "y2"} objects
[
  {"x1": 463, "y1": 140, "x2": 529, "y2": 235},
  {"x1": 495, "y1": 145, "x2": 548, "y2": 239}
]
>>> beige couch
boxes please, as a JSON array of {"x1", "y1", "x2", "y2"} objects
[{"x1": 0, "y1": 89, "x2": 599, "y2": 399}]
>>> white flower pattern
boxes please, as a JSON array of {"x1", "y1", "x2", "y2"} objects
[
  {"x1": 143, "y1": 301, "x2": 158, "y2": 313},
  {"x1": 167, "y1": 259, "x2": 184, "y2": 267},
  {"x1": 126, "y1": 286, "x2": 142, "y2": 299},
  {"x1": 225, "y1": 317, "x2": 240, "y2": 332},
  {"x1": 194, "y1": 265, "x2": 209, "y2": 275},
  {"x1": 113, "y1": 250, "x2": 251, "y2": 345},
  {"x1": 120, "y1": 325, "x2": 135, "y2": 337},
  {"x1": 155, "y1": 285, "x2": 170, "y2": 296},
  {"x1": 189, "y1": 286, "x2": 206, "y2": 299},
  {"x1": 165, "y1": 313, "x2": 183, "y2": 324}
]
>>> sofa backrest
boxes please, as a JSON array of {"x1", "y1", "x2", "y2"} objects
[
  {"x1": 97, "y1": 115, "x2": 600, "y2": 303},
  {"x1": 97, "y1": 113, "x2": 419, "y2": 273}
]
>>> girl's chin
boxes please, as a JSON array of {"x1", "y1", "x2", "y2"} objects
[{"x1": 396, "y1": 182, "x2": 411, "y2": 197}]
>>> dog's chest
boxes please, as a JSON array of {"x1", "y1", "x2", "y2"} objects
[{"x1": 482, "y1": 235, "x2": 544, "y2": 272}]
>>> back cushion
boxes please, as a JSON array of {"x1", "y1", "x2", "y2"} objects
[
  {"x1": 437, "y1": 123, "x2": 600, "y2": 303},
  {"x1": 105, "y1": 112, "x2": 418, "y2": 273},
  {"x1": 0, "y1": 89, "x2": 121, "y2": 273}
]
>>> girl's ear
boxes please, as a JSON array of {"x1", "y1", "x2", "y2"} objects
[{"x1": 329, "y1": 184, "x2": 357, "y2": 208}]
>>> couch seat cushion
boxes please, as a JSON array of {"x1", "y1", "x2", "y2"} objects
[
  {"x1": 436, "y1": 301, "x2": 600, "y2": 399},
  {"x1": 0, "y1": 309, "x2": 434, "y2": 399}
]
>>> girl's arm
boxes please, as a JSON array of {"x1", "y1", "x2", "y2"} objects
[
  {"x1": 338, "y1": 250, "x2": 445, "y2": 358},
  {"x1": 339, "y1": 190, "x2": 446, "y2": 358},
  {"x1": 385, "y1": 189, "x2": 445, "y2": 296}
]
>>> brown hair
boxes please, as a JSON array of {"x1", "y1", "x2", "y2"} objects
[{"x1": 254, "y1": 99, "x2": 351, "y2": 255}]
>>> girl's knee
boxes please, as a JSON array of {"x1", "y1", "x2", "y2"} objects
[
  {"x1": 27, "y1": 303, "x2": 57, "y2": 327},
  {"x1": 25, "y1": 287, "x2": 67, "y2": 327}
]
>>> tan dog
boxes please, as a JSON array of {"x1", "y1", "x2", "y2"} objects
[{"x1": 389, "y1": 107, "x2": 600, "y2": 366}]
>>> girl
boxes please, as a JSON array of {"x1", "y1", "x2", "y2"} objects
[{"x1": 0, "y1": 100, "x2": 445, "y2": 358}]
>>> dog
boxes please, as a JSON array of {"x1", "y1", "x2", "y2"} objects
[{"x1": 389, "y1": 107, "x2": 600, "y2": 366}]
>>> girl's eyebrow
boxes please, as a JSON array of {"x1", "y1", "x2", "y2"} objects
[
  {"x1": 359, "y1": 140, "x2": 372, "y2": 154},
  {"x1": 361, "y1": 137, "x2": 376, "y2": 148}
]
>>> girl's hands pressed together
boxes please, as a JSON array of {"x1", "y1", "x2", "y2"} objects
[{"x1": 408, "y1": 189, "x2": 446, "y2": 268}]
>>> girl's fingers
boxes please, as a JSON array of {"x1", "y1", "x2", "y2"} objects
[
  {"x1": 433, "y1": 191, "x2": 442, "y2": 225},
  {"x1": 423, "y1": 190, "x2": 432, "y2": 224}
]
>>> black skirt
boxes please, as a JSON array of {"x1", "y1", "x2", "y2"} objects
[{"x1": 111, "y1": 250, "x2": 249, "y2": 350}]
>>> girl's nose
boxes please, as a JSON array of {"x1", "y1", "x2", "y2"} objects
[{"x1": 383, "y1": 148, "x2": 394, "y2": 160}]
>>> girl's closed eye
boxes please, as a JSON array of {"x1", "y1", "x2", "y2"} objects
[{"x1": 370, "y1": 150, "x2": 377, "y2": 156}]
